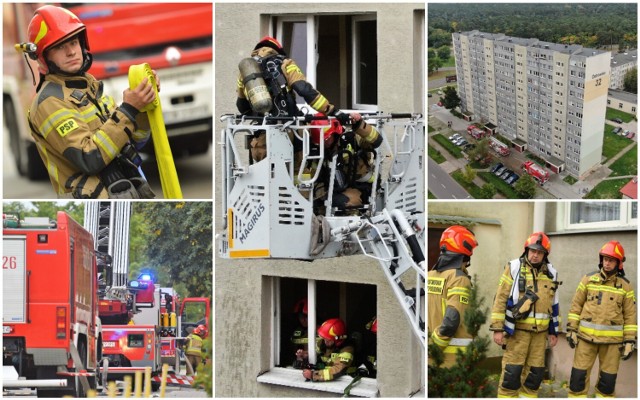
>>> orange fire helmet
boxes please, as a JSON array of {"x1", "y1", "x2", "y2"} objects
[
  {"x1": 439, "y1": 225, "x2": 478, "y2": 257},
  {"x1": 599, "y1": 240, "x2": 625, "y2": 271},
  {"x1": 524, "y1": 232, "x2": 551, "y2": 255}
]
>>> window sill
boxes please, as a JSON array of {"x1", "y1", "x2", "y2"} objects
[{"x1": 257, "y1": 367, "x2": 378, "y2": 397}]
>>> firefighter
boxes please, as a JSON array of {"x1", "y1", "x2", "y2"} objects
[
  {"x1": 185, "y1": 325, "x2": 205, "y2": 375},
  {"x1": 302, "y1": 318, "x2": 355, "y2": 382},
  {"x1": 427, "y1": 225, "x2": 478, "y2": 367},
  {"x1": 23, "y1": 5, "x2": 157, "y2": 199},
  {"x1": 490, "y1": 232, "x2": 561, "y2": 398},
  {"x1": 291, "y1": 298, "x2": 310, "y2": 369},
  {"x1": 310, "y1": 112, "x2": 383, "y2": 213},
  {"x1": 236, "y1": 36, "x2": 346, "y2": 162},
  {"x1": 567, "y1": 241, "x2": 637, "y2": 397}
]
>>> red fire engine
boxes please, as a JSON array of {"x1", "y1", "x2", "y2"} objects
[
  {"x1": 467, "y1": 125, "x2": 486, "y2": 140},
  {"x1": 489, "y1": 136, "x2": 510, "y2": 156},
  {"x1": 521, "y1": 161, "x2": 551, "y2": 184},
  {"x1": 3, "y1": 212, "x2": 101, "y2": 397}
]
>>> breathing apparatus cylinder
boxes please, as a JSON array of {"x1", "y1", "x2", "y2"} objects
[
  {"x1": 169, "y1": 312, "x2": 177, "y2": 327},
  {"x1": 238, "y1": 57, "x2": 272, "y2": 115}
]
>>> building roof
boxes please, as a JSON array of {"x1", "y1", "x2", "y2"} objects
[
  {"x1": 619, "y1": 177, "x2": 638, "y2": 199},
  {"x1": 608, "y1": 89, "x2": 638, "y2": 104},
  {"x1": 611, "y1": 49, "x2": 638, "y2": 68}
]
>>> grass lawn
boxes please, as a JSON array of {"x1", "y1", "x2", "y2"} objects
[
  {"x1": 602, "y1": 124, "x2": 634, "y2": 162},
  {"x1": 428, "y1": 144, "x2": 447, "y2": 164},
  {"x1": 563, "y1": 175, "x2": 578, "y2": 185},
  {"x1": 428, "y1": 70, "x2": 455, "y2": 82},
  {"x1": 432, "y1": 134, "x2": 464, "y2": 158},
  {"x1": 478, "y1": 172, "x2": 519, "y2": 199},
  {"x1": 440, "y1": 56, "x2": 455, "y2": 68},
  {"x1": 606, "y1": 107, "x2": 635, "y2": 123},
  {"x1": 451, "y1": 169, "x2": 483, "y2": 198},
  {"x1": 428, "y1": 191, "x2": 437, "y2": 199},
  {"x1": 428, "y1": 125, "x2": 435, "y2": 133},
  {"x1": 585, "y1": 178, "x2": 628, "y2": 199},
  {"x1": 609, "y1": 144, "x2": 637, "y2": 177}
]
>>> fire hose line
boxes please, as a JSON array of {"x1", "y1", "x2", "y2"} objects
[{"x1": 128, "y1": 63, "x2": 183, "y2": 199}]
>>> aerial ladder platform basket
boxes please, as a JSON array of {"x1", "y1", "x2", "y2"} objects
[{"x1": 218, "y1": 112, "x2": 425, "y2": 344}]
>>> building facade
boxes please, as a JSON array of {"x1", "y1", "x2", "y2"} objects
[
  {"x1": 453, "y1": 30, "x2": 611, "y2": 178},
  {"x1": 608, "y1": 89, "x2": 638, "y2": 117},
  {"x1": 610, "y1": 49, "x2": 637, "y2": 90}
]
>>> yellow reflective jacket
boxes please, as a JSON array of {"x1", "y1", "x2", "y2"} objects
[
  {"x1": 28, "y1": 73, "x2": 150, "y2": 198},
  {"x1": 567, "y1": 270, "x2": 637, "y2": 344},
  {"x1": 186, "y1": 333, "x2": 204, "y2": 356},
  {"x1": 427, "y1": 267, "x2": 474, "y2": 354},
  {"x1": 311, "y1": 341, "x2": 354, "y2": 382}
]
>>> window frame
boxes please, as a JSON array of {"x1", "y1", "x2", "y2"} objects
[
  {"x1": 565, "y1": 201, "x2": 637, "y2": 231},
  {"x1": 351, "y1": 14, "x2": 378, "y2": 110}
]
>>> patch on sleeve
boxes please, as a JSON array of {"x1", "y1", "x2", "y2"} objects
[
  {"x1": 428, "y1": 277, "x2": 445, "y2": 295},
  {"x1": 56, "y1": 119, "x2": 79, "y2": 137},
  {"x1": 460, "y1": 295, "x2": 469, "y2": 305}
]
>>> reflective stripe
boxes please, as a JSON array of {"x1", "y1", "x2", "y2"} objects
[
  {"x1": 285, "y1": 64, "x2": 301, "y2": 74},
  {"x1": 443, "y1": 346, "x2": 467, "y2": 354},
  {"x1": 355, "y1": 169, "x2": 374, "y2": 183},
  {"x1": 623, "y1": 325, "x2": 638, "y2": 332},
  {"x1": 310, "y1": 95, "x2": 328, "y2": 111},
  {"x1": 449, "y1": 338, "x2": 473, "y2": 346},
  {"x1": 579, "y1": 321, "x2": 624, "y2": 337},
  {"x1": 362, "y1": 126, "x2": 378, "y2": 143},
  {"x1": 37, "y1": 142, "x2": 59, "y2": 189},
  {"x1": 237, "y1": 78, "x2": 243, "y2": 88},
  {"x1": 585, "y1": 284, "x2": 627, "y2": 296},
  {"x1": 448, "y1": 287, "x2": 470, "y2": 297},
  {"x1": 338, "y1": 351, "x2": 353, "y2": 363},
  {"x1": 568, "y1": 313, "x2": 580, "y2": 322},
  {"x1": 577, "y1": 282, "x2": 586, "y2": 292},
  {"x1": 132, "y1": 129, "x2": 151, "y2": 143},
  {"x1": 626, "y1": 291, "x2": 635, "y2": 299},
  {"x1": 520, "y1": 392, "x2": 538, "y2": 398},
  {"x1": 93, "y1": 130, "x2": 118, "y2": 161},
  {"x1": 492, "y1": 312, "x2": 506, "y2": 321},
  {"x1": 322, "y1": 368, "x2": 331, "y2": 381},
  {"x1": 499, "y1": 275, "x2": 514, "y2": 286},
  {"x1": 431, "y1": 331, "x2": 449, "y2": 347},
  {"x1": 39, "y1": 108, "x2": 76, "y2": 138}
]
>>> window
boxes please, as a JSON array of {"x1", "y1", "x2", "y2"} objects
[
  {"x1": 353, "y1": 15, "x2": 378, "y2": 108},
  {"x1": 566, "y1": 202, "x2": 637, "y2": 230},
  {"x1": 619, "y1": 103, "x2": 624, "y2": 109},
  {"x1": 128, "y1": 334, "x2": 144, "y2": 348},
  {"x1": 257, "y1": 276, "x2": 379, "y2": 396}
]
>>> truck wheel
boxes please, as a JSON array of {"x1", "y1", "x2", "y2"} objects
[
  {"x1": 74, "y1": 341, "x2": 89, "y2": 398},
  {"x1": 25, "y1": 141, "x2": 48, "y2": 180}
]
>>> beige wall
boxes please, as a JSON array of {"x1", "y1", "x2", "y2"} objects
[
  {"x1": 552, "y1": 52, "x2": 570, "y2": 161},
  {"x1": 515, "y1": 44, "x2": 528, "y2": 143},
  {"x1": 428, "y1": 201, "x2": 637, "y2": 358},
  {"x1": 215, "y1": 5, "x2": 424, "y2": 396}
]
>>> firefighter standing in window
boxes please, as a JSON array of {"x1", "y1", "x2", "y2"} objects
[
  {"x1": 427, "y1": 226, "x2": 478, "y2": 367},
  {"x1": 309, "y1": 112, "x2": 383, "y2": 213},
  {"x1": 236, "y1": 36, "x2": 347, "y2": 162},
  {"x1": 566, "y1": 241, "x2": 637, "y2": 397},
  {"x1": 291, "y1": 298, "x2": 311, "y2": 369},
  {"x1": 302, "y1": 318, "x2": 355, "y2": 382},
  {"x1": 490, "y1": 232, "x2": 561, "y2": 398},
  {"x1": 21, "y1": 6, "x2": 157, "y2": 199},
  {"x1": 185, "y1": 324, "x2": 206, "y2": 375}
]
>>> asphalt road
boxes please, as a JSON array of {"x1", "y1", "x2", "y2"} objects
[
  {"x1": 428, "y1": 157, "x2": 471, "y2": 199},
  {"x1": 3, "y1": 132, "x2": 213, "y2": 200}
]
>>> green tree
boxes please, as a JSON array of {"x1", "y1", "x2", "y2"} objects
[
  {"x1": 428, "y1": 56, "x2": 443, "y2": 74},
  {"x1": 193, "y1": 313, "x2": 213, "y2": 396},
  {"x1": 428, "y1": 48, "x2": 437, "y2": 60},
  {"x1": 428, "y1": 275, "x2": 496, "y2": 397},
  {"x1": 623, "y1": 67, "x2": 637, "y2": 94},
  {"x1": 437, "y1": 45, "x2": 451, "y2": 62},
  {"x1": 441, "y1": 86, "x2": 461, "y2": 110},
  {"x1": 461, "y1": 164, "x2": 477, "y2": 184},
  {"x1": 480, "y1": 183, "x2": 497, "y2": 199},
  {"x1": 3, "y1": 201, "x2": 84, "y2": 224},
  {"x1": 135, "y1": 202, "x2": 212, "y2": 298},
  {"x1": 468, "y1": 138, "x2": 491, "y2": 166},
  {"x1": 514, "y1": 173, "x2": 537, "y2": 199}
]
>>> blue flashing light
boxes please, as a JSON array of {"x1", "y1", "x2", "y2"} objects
[{"x1": 140, "y1": 274, "x2": 152, "y2": 281}]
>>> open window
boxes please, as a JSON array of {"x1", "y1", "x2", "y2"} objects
[
  {"x1": 258, "y1": 276, "x2": 379, "y2": 396},
  {"x1": 274, "y1": 13, "x2": 378, "y2": 111}
]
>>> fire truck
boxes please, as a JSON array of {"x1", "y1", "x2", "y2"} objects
[
  {"x1": 467, "y1": 125, "x2": 486, "y2": 140},
  {"x1": 84, "y1": 202, "x2": 210, "y2": 380},
  {"x1": 219, "y1": 113, "x2": 425, "y2": 345},
  {"x1": 3, "y1": 3, "x2": 212, "y2": 180},
  {"x1": 521, "y1": 161, "x2": 550, "y2": 184},
  {"x1": 489, "y1": 136, "x2": 510, "y2": 156},
  {"x1": 3, "y1": 212, "x2": 101, "y2": 397}
]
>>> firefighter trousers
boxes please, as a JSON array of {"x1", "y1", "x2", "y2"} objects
[
  {"x1": 568, "y1": 340, "x2": 621, "y2": 398},
  {"x1": 498, "y1": 329, "x2": 547, "y2": 398}
]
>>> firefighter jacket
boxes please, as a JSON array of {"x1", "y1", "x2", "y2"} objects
[
  {"x1": 427, "y1": 265, "x2": 474, "y2": 354},
  {"x1": 490, "y1": 258, "x2": 560, "y2": 336},
  {"x1": 330, "y1": 121, "x2": 383, "y2": 185},
  {"x1": 237, "y1": 47, "x2": 335, "y2": 116},
  {"x1": 28, "y1": 73, "x2": 150, "y2": 198},
  {"x1": 567, "y1": 270, "x2": 637, "y2": 345},
  {"x1": 186, "y1": 333, "x2": 204, "y2": 356},
  {"x1": 310, "y1": 340, "x2": 355, "y2": 382}
]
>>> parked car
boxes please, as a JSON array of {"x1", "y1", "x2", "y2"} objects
[
  {"x1": 500, "y1": 170, "x2": 513, "y2": 180},
  {"x1": 449, "y1": 133, "x2": 462, "y2": 141},
  {"x1": 505, "y1": 173, "x2": 519, "y2": 185},
  {"x1": 613, "y1": 127, "x2": 622, "y2": 134},
  {"x1": 509, "y1": 175, "x2": 520, "y2": 186},
  {"x1": 494, "y1": 166, "x2": 507, "y2": 176},
  {"x1": 491, "y1": 163, "x2": 504, "y2": 173},
  {"x1": 463, "y1": 143, "x2": 476, "y2": 151},
  {"x1": 612, "y1": 117, "x2": 623, "y2": 124},
  {"x1": 627, "y1": 131, "x2": 635, "y2": 139},
  {"x1": 457, "y1": 139, "x2": 468, "y2": 147}
]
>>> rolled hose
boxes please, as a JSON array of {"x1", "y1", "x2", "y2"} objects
[{"x1": 128, "y1": 63, "x2": 183, "y2": 199}]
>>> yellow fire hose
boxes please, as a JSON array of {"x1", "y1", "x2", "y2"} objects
[{"x1": 128, "y1": 63, "x2": 183, "y2": 199}]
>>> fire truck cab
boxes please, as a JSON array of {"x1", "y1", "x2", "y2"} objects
[
  {"x1": 101, "y1": 325, "x2": 161, "y2": 387},
  {"x1": 3, "y1": 212, "x2": 101, "y2": 398}
]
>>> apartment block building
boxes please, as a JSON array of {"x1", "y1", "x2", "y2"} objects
[
  {"x1": 453, "y1": 30, "x2": 611, "y2": 178},
  {"x1": 610, "y1": 49, "x2": 637, "y2": 90}
]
